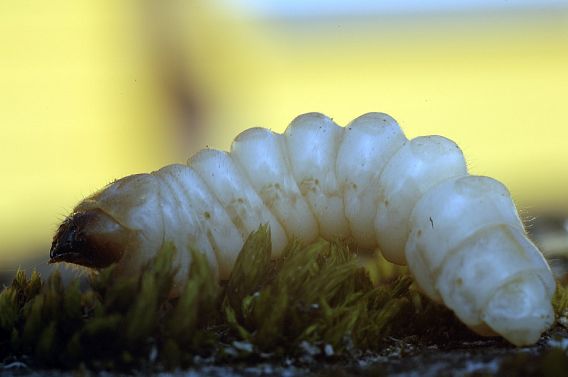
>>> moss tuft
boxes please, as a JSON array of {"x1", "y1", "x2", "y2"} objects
[
  {"x1": 553, "y1": 283, "x2": 568, "y2": 317},
  {"x1": 222, "y1": 229, "x2": 415, "y2": 354}
]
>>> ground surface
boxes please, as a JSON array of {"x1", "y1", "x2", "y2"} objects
[{"x1": 2, "y1": 328, "x2": 567, "y2": 377}]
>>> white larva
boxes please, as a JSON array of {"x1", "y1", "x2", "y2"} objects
[{"x1": 50, "y1": 112, "x2": 555, "y2": 346}]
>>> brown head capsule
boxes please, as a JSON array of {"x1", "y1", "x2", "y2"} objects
[{"x1": 49, "y1": 208, "x2": 133, "y2": 268}]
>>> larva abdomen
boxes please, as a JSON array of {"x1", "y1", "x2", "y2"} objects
[
  {"x1": 188, "y1": 149, "x2": 288, "y2": 258},
  {"x1": 336, "y1": 113, "x2": 407, "y2": 249},
  {"x1": 50, "y1": 112, "x2": 555, "y2": 346},
  {"x1": 375, "y1": 135, "x2": 468, "y2": 264},
  {"x1": 229, "y1": 126, "x2": 318, "y2": 246},
  {"x1": 283, "y1": 113, "x2": 349, "y2": 240},
  {"x1": 153, "y1": 164, "x2": 244, "y2": 280},
  {"x1": 405, "y1": 175, "x2": 554, "y2": 342}
]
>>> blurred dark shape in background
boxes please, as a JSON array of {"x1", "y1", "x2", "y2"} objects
[{"x1": 140, "y1": 0, "x2": 209, "y2": 154}]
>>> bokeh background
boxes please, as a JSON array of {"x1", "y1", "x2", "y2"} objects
[{"x1": 1, "y1": 1, "x2": 567, "y2": 275}]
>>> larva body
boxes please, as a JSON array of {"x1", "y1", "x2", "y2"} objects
[{"x1": 50, "y1": 112, "x2": 555, "y2": 346}]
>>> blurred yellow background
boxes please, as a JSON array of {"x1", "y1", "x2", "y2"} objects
[{"x1": 1, "y1": 1, "x2": 567, "y2": 270}]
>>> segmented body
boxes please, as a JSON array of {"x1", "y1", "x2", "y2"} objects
[{"x1": 54, "y1": 112, "x2": 555, "y2": 346}]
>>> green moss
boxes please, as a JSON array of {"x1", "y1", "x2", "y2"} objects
[
  {"x1": 223, "y1": 228, "x2": 411, "y2": 353},
  {"x1": 553, "y1": 283, "x2": 568, "y2": 318},
  {"x1": 0, "y1": 227, "x2": 566, "y2": 370}
]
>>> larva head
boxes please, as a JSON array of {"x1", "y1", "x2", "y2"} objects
[
  {"x1": 50, "y1": 173, "x2": 164, "y2": 270},
  {"x1": 50, "y1": 209, "x2": 133, "y2": 268}
]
